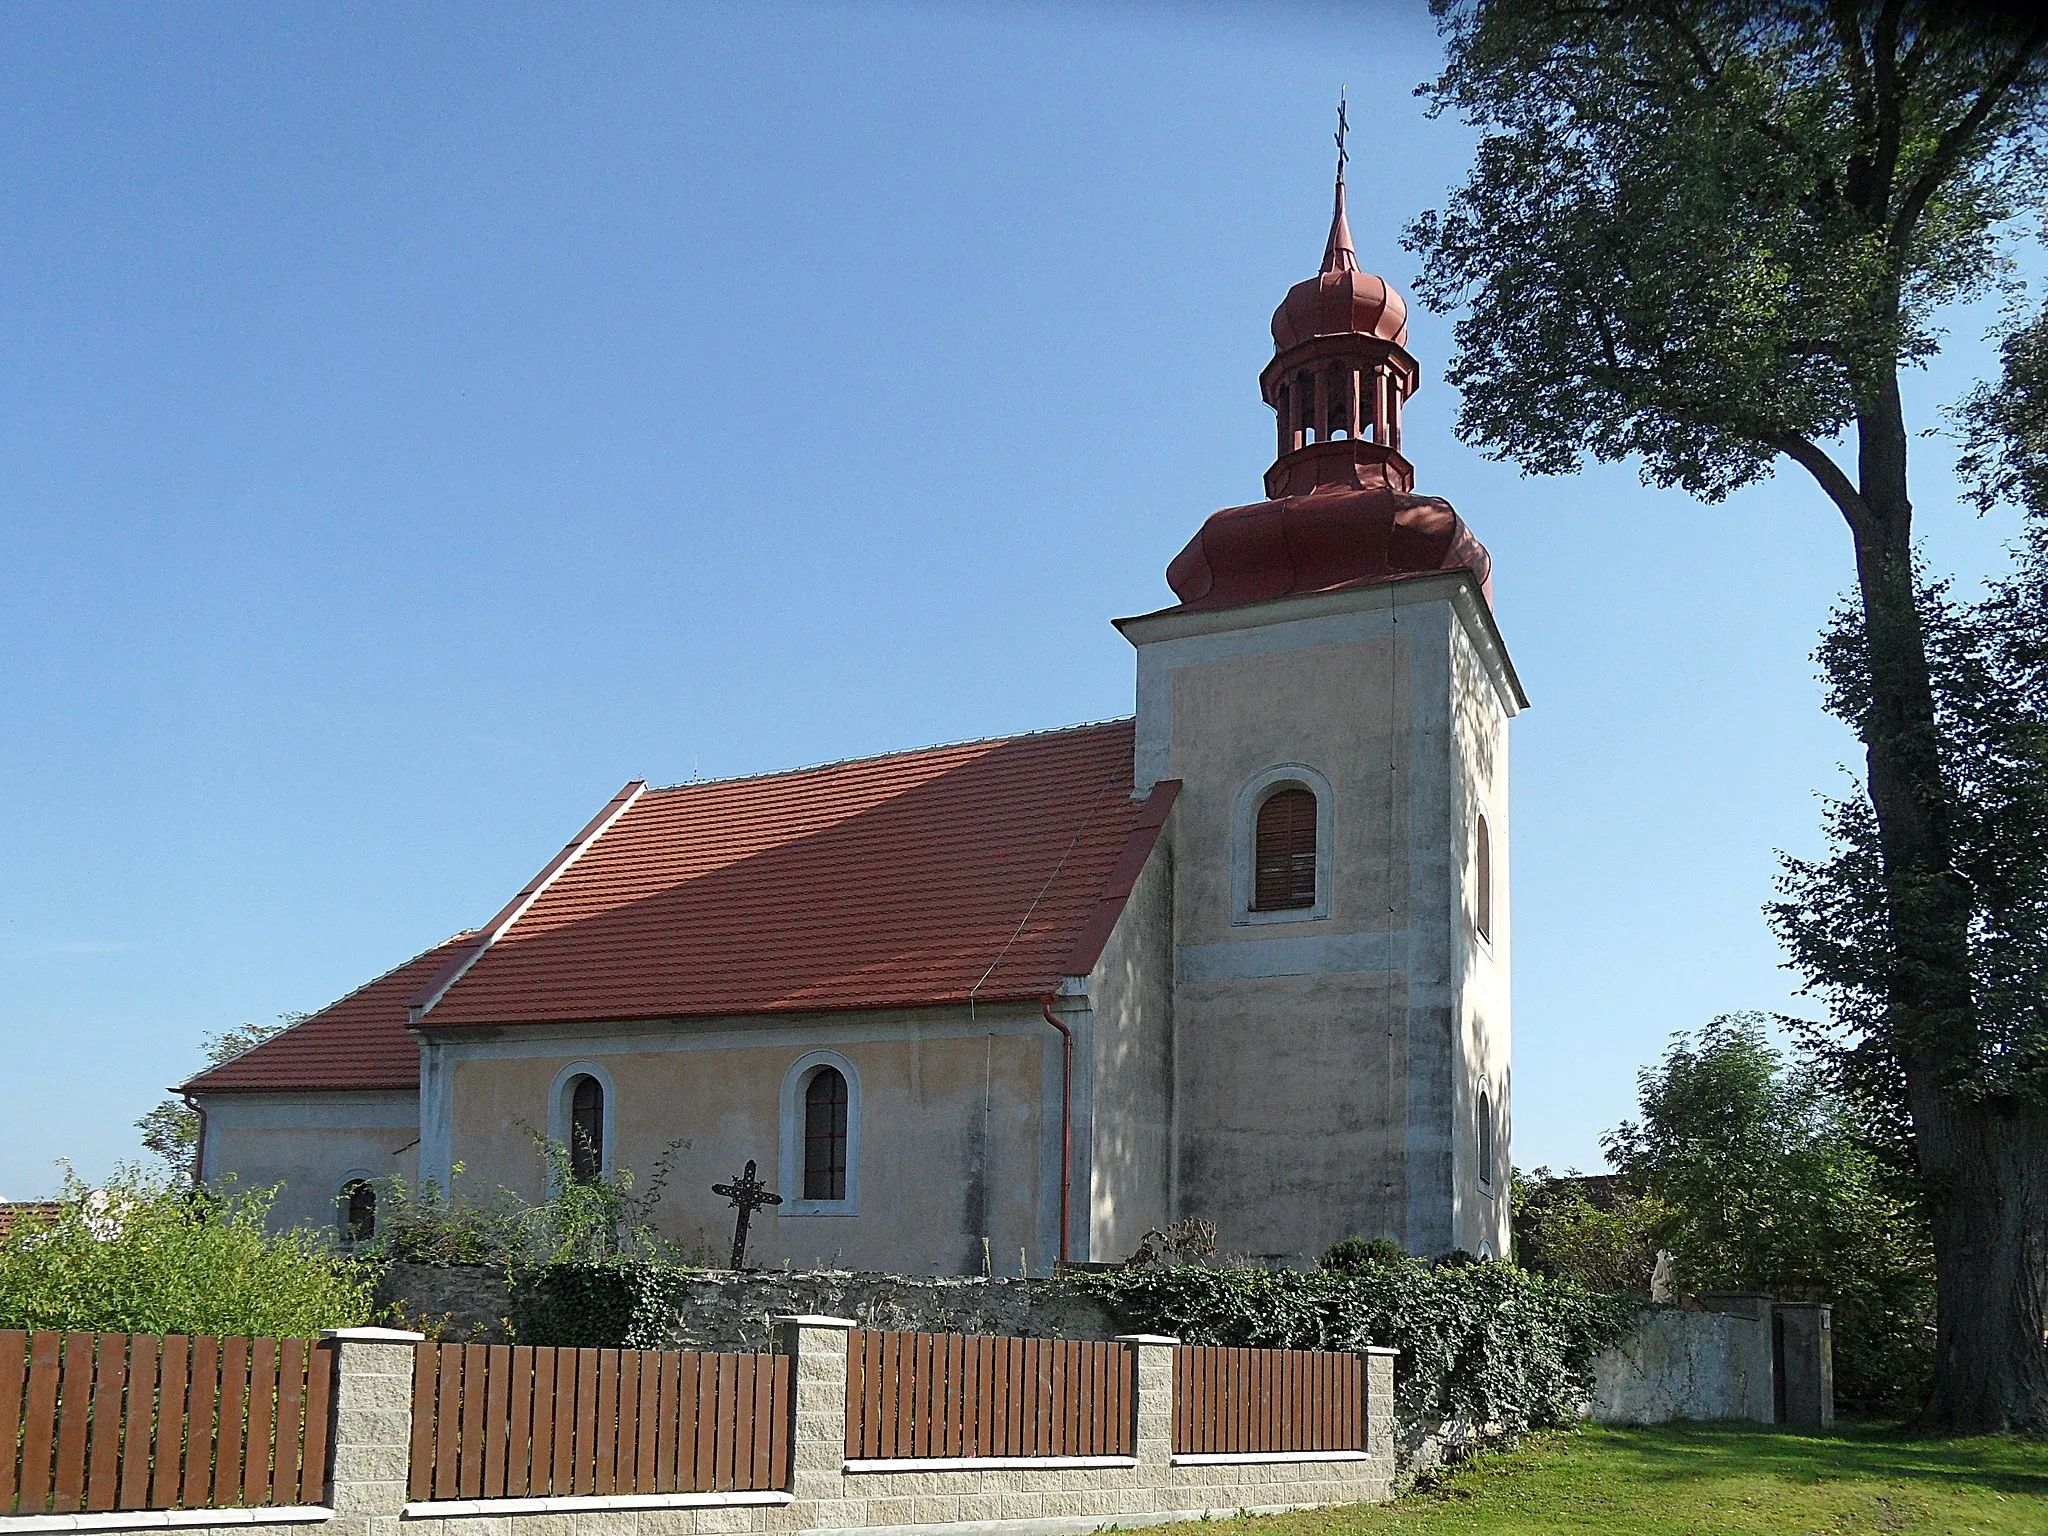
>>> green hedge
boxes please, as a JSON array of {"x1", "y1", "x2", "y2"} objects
[
  {"x1": 508, "y1": 1260, "x2": 700, "y2": 1347},
  {"x1": 1077, "y1": 1262, "x2": 1639, "y2": 1439}
]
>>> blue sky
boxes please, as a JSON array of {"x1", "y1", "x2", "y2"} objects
[{"x1": 0, "y1": 1, "x2": 2032, "y2": 1199}]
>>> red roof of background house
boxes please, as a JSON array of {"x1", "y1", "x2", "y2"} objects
[
  {"x1": 179, "y1": 934, "x2": 474, "y2": 1095},
  {"x1": 0, "y1": 1202, "x2": 62, "y2": 1240},
  {"x1": 414, "y1": 719, "x2": 1169, "y2": 1027}
]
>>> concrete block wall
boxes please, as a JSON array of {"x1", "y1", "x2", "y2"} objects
[
  {"x1": 1588, "y1": 1294, "x2": 1833, "y2": 1428},
  {"x1": 2, "y1": 1325, "x2": 1396, "y2": 1536}
]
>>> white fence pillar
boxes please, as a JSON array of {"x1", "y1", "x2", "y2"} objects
[{"x1": 320, "y1": 1327, "x2": 424, "y2": 1536}]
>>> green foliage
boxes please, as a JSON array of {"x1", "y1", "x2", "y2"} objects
[
  {"x1": 1079, "y1": 1262, "x2": 1638, "y2": 1443},
  {"x1": 1406, "y1": 1, "x2": 2048, "y2": 500},
  {"x1": 1322, "y1": 1237, "x2": 1408, "y2": 1273},
  {"x1": 1773, "y1": 552, "x2": 2048, "y2": 1105},
  {"x1": 1605, "y1": 1016, "x2": 1936, "y2": 1412},
  {"x1": 507, "y1": 1260, "x2": 701, "y2": 1348},
  {"x1": 0, "y1": 1164, "x2": 372, "y2": 1337},
  {"x1": 366, "y1": 1168, "x2": 529, "y2": 1266},
  {"x1": 361, "y1": 1135, "x2": 692, "y2": 1269},
  {"x1": 136, "y1": 1016, "x2": 303, "y2": 1174},
  {"x1": 1514, "y1": 1172, "x2": 1669, "y2": 1296}
]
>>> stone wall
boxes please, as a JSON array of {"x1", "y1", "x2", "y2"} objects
[
  {"x1": 374, "y1": 1265, "x2": 1120, "y2": 1349},
  {"x1": 1588, "y1": 1295, "x2": 1776, "y2": 1425}
]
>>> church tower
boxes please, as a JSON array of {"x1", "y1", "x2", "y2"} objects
[{"x1": 1113, "y1": 157, "x2": 1524, "y2": 1262}]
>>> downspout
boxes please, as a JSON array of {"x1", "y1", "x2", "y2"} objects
[
  {"x1": 182, "y1": 1093, "x2": 208, "y2": 1187},
  {"x1": 1040, "y1": 997, "x2": 1073, "y2": 1267}
]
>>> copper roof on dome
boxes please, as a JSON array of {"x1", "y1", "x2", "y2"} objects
[
  {"x1": 1153, "y1": 138, "x2": 1489, "y2": 620},
  {"x1": 1272, "y1": 177, "x2": 1409, "y2": 353}
]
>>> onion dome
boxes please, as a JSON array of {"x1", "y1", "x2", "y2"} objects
[
  {"x1": 1271, "y1": 179, "x2": 1409, "y2": 352},
  {"x1": 1159, "y1": 161, "x2": 1492, "y2": 614}
]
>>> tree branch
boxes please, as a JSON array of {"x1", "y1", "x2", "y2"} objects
[
  {"x1": 1769, "y1": 432, "x2": 1874, "y2": 535},
  {"x1": 1891, "y1": 26, "x2": 2048, "y2": 255}
]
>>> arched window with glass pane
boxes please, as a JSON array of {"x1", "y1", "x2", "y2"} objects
[
  {"x1": 569, "y1": 1074, "x2": 605, "y2": 1182},
  {"x1": 1253, "y1": 787, "x2": 1318, "y2": 911},
  {"x1": 804, "y1": 1067, "x2": 849, "y2": 1200}
]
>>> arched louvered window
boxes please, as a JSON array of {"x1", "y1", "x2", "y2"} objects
[
  {"x1": 1477, "y1": 1089, "x2": 1495, "y2": 1188},
  {"x1": 1476, "y1": 813, "x2": 1493, "y2": 943},
  {"x1": 340, "y1": 1178, "x2": 376, "y2": 1243},
  {"x1": 569, "y1": 1074, "x2": 605, "y2": 1183},
  {"x1": 804, "y1": 1068, "x2": 849, "y2": 1200},
  {"x1": 1253, "y1": 787, "x2": 1318, "y2": 911}
]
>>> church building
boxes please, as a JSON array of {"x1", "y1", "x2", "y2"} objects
[{"x1": 182, "y1": 169, "x2": 1525, "y2": 1271}]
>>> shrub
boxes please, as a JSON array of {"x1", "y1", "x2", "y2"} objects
[
  {"x1": 361, "y1": 1137, "x2": 691, "y2": 1270},
  {"x1": 0, "y1": 1165, "x2": 372, "y2": 1337},
  {"x1": 1322, "y1": 1236, "x2": 1407, "y2": 1272},
  {"x1": 508, "y1": 1260, "x2": 701, "y2": 1347},
  {"x1": 1079, "y1": 1260, "x2": 1638, "y2": 1443},
  {"x1": 1515, "y1": 1172, "x2": 1668, "y2": 1295},
  {"x1": 1606, "y1": 1015, "x2": 1937, "y2": 1413}
]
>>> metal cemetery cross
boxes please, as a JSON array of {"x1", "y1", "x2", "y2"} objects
[{"x1": 711, "y1": 1159, "x2": 782, "y2": 1270}]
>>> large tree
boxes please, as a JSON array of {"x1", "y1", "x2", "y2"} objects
[{"x1": 1406, "y1": 0, "x2": 2048, "y2": 1429}]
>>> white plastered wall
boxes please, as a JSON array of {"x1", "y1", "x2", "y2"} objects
[
  {"x1": 195, "y1": 1090, "x2": 420, "y2": 1235},
  {"x1": 1448, "y1": 612, "x2": 1513, "y2": 1260}
]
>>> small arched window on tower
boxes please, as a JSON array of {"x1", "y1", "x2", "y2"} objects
[
  {"x1": 569, "y1": 1074, "x2": 605, "y2": 1183},
  {"x1": 1254, "y1": 787, "x2": 1319, "y2": 911},
  {"x1": 804, "y1": 1068, "x2": 849, "y2": 1200},
  {"x1": 339, "y1": 1178, "x2": 376, "y2": 1244},
  {"x1": 1477, "y1": 1088, "x2": 1495, "y2": 1191},
  {"x1": 1475, "y1": 813, "x2": 1493, "y2": 944}
]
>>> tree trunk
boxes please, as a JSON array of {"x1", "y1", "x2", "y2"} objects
[
  {"x1": 1852, "y1": 372, "x2": 2048, "y2": 1431},
  {"x1": 1909, "y1": 1081, "x2": 2048, "y2": 1431}
]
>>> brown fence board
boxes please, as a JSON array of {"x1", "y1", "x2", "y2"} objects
[
  {"x1": 243, "y1": 1338, "x2": 278, "y2": 1508},
  {"x1": 634, "y1": 1352, "x2": 658, "y2": 1496},
  {"x1": 210, "y1": 1337, "x2": 249, "y2": 1509},
  {"x1": 3, "y1": 1331, "x2": 327, "y2": 1516},
  {"x1": 83, "y1": 1335, "x2": 126, "y2": 1512},
  {"x1": 0, "y1": 1332, "x2": 27, "y2": 1512},
  {"x1": 301, "y1": 1342, "x2": 332, "y2": 1506},
  {"x1": 274, "y1": 1340, "x2": 307, "y2": 1506},
  {"x1": 118, "y1": 1336, "x2": 158, "y2": 1512},
  {"x1": 1170, "y1": 1345, "x2": 1365, "y2": 1456},
  {"x1": 842, "y1": 1331, "x2": 1136, "y2": 1463},
  {"x1": 147, "y1": 1337, "x2": 190, "y2": 1509},
  {"x1": 404, "y1": 1343, "x2": 789, "y2": 1501}
]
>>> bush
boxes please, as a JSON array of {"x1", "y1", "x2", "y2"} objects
[
  {"x1": 1078, "y1": 1260, "x2": 1638, "y2": 1443},
  {"x1": 361, "y1": 1138, "x2": 691, "y2": 1269},
  {"x1": 1322, "y1": 1236, "x2": 1407, "y2": 1272},
  {"x1": 508, "y1": 1260, "x2": 701, "y2": 1347},
  {"x1": 1515, "y1": 1172, "x2": 1669, "y2": 1295},
  {"x1": 1605, "y1": 1015, "x2": 1936, "y2": 1413},
  {"x1": 0, "y1": 1165, "x2": 372, "y2": 1337}
]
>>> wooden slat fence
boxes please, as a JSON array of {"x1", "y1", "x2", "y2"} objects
[
  {"x1": 0, "y1": 1331, "x2": 332, "y2": 1515},
  {"x1": 1171, "y1": 1346, "x2": 1363, "y2": 1456},
  {"x1": 844, "y1": 1331, "x2": 1135, "y2": 1460},
  {"x1": 406, "y1": 1344, "x2": 791, "y2": 1501}
]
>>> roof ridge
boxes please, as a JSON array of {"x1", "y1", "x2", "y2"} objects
[
  {"x1": 647, "y1": 717, "x2": 1135, "y2": 794},
  {"x1": 409, "y1": 781, "x2": 649, "y2": 1022}
]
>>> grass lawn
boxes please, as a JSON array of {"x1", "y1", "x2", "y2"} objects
[{"x1": 1169, "y1": 1421, "x2": 2048, "y2": 1535}]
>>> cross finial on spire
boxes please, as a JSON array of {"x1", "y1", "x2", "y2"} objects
[
  {"x1": 1322, "y1": 90, "x2": 1359, "y2": 276},
  {"x1": 1334, "y1": 88, "x2": 1349, "y2": 185}
]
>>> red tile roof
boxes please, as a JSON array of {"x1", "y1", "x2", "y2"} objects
[
  {"x1": 179, "y1": 934, "x2": 474, "y2": 1095},
  {"x1": 0, "y1": 1202, "x2": 62, "y2": 1241},
  {"x1": 418, "y1": 719, "x2": 1166, "y2": 1028}
]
